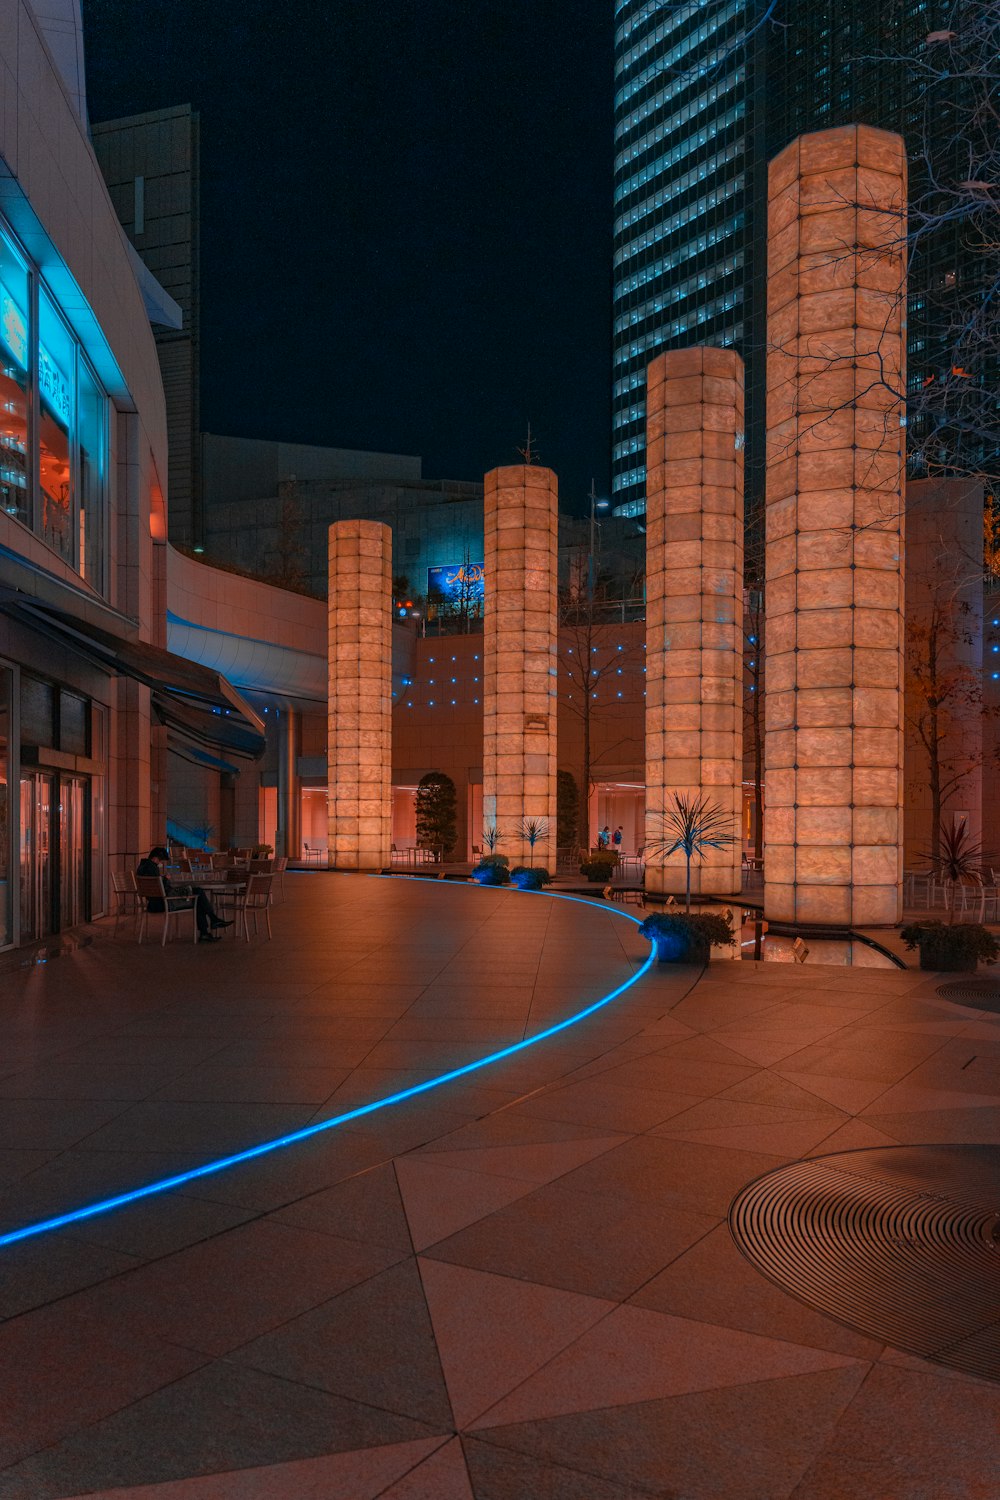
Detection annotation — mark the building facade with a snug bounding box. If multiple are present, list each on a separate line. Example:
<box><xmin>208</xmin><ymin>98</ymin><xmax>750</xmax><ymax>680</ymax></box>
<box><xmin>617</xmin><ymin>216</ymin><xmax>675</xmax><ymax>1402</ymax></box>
<box><xmin>0</xmin><ymin>1</ymin><xmax>263</xmax><ymax>956</ymax></box>
<box><xmin>91</xmin><ymin>106</ymin><xmax>202</xmax><ymax>549</ymax></box>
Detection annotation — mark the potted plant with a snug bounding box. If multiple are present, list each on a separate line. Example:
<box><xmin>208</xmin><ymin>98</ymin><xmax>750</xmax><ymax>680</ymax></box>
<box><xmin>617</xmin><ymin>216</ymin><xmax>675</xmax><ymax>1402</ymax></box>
<box><xmin>900</xmin><ymin>920</ymin><xmax>999</xmax><ymax>972</ymax></box>
<box><xmin>639</xmin><ymin>911</ymin><xmax>735</xmax><ymax>965</ymax></box>
<box><xmin>472</xmin><ymin>854</ymin><xmax>510</xmax><ymax>886</ymax></box>
<box><xmin>580</xmin><ymin>855</ymin><xmax>617</xmax><ymax>883</ymax></box>
<box><xmin>510</xmin><ymin>865</ymin><xmax>550</xmax><ymax>890</ymax></box>
<box><xmin>644</xmin><ymin>792</ymin><xmax>736</xmax><ymax>910</ymax></box>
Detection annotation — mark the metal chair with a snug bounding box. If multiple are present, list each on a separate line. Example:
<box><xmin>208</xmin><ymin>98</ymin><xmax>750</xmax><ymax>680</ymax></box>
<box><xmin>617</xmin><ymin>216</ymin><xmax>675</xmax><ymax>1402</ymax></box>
<box><xmin>272</xmin><ymin>855</ymin><xmax>287</xmax><ymax>900</ymax></box>
<box><xmin>235</xmin><ymin>873</ymin><xmax>274</xmax><ymax>941</ymax></box>
<box><xmin>110</xmin><ymin>870</ymin><xmax>138</xmax><ymax>936</ymax></box>
<box><xmin>135</xmin><ymin>875</ymin><xmax>198</xmax><ymax>946</ymax></box>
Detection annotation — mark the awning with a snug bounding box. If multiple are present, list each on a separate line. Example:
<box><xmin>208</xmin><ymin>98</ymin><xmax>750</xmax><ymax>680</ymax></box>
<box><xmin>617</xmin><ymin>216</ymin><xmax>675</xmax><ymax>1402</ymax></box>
<box><xmin>167</xmin><ymin>734</ymin><xmax>242</xmax><ymax>777</ymax></box>
<box><xmin>4</xmin><ymin>600</ymin><xmax>266</xmax><ymax>759</ymax></box>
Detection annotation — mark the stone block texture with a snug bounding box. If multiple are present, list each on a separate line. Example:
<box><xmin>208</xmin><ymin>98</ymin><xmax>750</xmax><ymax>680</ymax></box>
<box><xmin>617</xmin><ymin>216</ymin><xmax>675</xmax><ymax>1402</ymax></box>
<box><xmin>764</xmin><ymin>125</ymin><xmax>907</xmax><ymax>927</ymax></box>
<box><xmin>645</xmin><ymin>347</ymin><xmax>745</xmax><ymax>896</ymax></box>
<box><xmin>483</xmin><ymin>465</ymin><xmax>558</xmax><ymax>870</ymax></box>
<box><xmin>328</xmin><ymin>520</ymin><xmax>393</xmax><ymax>870</ymax></box>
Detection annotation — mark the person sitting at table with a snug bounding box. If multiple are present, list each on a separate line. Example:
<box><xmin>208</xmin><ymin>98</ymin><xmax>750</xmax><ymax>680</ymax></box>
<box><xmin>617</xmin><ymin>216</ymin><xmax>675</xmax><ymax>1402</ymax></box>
<box><xmin>136</xmin><ymin>846</ymin><xmax>232</xmax><ymax>943</ymax></box>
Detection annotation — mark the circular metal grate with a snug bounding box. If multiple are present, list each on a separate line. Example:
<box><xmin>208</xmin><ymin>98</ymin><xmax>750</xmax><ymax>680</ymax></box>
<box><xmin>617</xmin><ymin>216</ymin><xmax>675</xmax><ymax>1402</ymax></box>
<box><xmin>729</xmin><ymin>1146</ymin><xmax>1000</xmax><ymax>1383</ymax></box>
<box><xmin>936</xmin><ymin>980</ymin><xmax>1000</xmax><ymax>1011</ymax></box>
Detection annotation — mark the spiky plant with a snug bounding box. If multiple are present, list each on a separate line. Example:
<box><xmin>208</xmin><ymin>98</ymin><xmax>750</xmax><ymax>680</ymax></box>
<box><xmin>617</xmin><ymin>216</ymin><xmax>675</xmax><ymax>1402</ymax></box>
<box><xmin>645</xmin><ymin>792</ymin><xmax>737</xmax><ymax>912</ymax></box>
<box><xmin>923</xmin><ymin>820</ymin><xmax>987</xmax><ymax>923</ymax></box>
<box><xmin>482</xmin><ymin>825</ymin><xmax>504</xmax><ymax>855</ymax></box>
<box><xmin>518</xmin><ymin>817</ymin><xmax>549</xmax><ymax>868</ymax></box>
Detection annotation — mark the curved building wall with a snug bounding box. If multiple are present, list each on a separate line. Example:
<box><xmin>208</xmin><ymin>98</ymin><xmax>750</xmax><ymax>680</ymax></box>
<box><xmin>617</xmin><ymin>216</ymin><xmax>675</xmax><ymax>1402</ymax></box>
<box><xmin>0</xmin><ymin>0</ymin><xmax>170</xmax><ymax>946</ymax></box>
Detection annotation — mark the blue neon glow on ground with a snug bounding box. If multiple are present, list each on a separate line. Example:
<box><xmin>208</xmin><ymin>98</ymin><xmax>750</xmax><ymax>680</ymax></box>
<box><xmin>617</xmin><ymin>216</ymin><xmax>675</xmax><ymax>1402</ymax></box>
<box><xmin>0</xmin><ymin>885</ymin><xmax>653</xmax><ymax>1251</ymax></box>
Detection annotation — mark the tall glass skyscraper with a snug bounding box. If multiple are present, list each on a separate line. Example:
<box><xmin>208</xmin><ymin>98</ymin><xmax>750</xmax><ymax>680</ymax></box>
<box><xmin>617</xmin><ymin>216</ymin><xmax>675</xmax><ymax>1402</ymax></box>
<box><xmin>611</xmin><ymin>2</ymin><xmax>767</xmax><ymax>518</ymax></box>
<box><xmin>612</xmin><ymin>1</ymin><xmax>998</xmax><ymax>517</ymax></box>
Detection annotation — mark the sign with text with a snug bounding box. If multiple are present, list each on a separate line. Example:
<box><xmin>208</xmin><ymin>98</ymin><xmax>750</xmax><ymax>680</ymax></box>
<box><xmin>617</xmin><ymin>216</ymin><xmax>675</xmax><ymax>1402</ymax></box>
<box><xmin>427</xmin><ymin>562</ymin><xmax>485</xmax><ymax>610</ymax></box>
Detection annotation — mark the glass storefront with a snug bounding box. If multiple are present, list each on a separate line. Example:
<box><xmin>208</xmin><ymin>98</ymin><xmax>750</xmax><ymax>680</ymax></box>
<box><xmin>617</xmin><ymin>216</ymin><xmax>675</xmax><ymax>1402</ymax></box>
<box><xmin>0</xmin><ymin>234</ymin><xmax>30</xmax><ymax>529</ymax></box>
<box><xmin>13</xmin><ymin>672</ymin><xmax>97</xmax><ymax>945</ymax></box>
<box><xmin>0</xmin><ymin>222</ymin><xmax>109</xmax><ymax>593</ymax></box>
<box><xmin>38</xmin><ymin>290</ymin><xmax>74</xmax><ymax>564</ymax></box>
<box><xmin>0</xmin><ymin>666</ymin><xmax>10</xmax><ymax>947</ymax></box>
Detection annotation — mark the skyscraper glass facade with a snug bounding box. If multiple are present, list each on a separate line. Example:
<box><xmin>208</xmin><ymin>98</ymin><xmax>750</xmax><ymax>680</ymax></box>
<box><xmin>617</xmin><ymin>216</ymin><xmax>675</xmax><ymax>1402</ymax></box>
<box><xmin>612</xmin><ymin>1</ymin><xmax>998</xmax><ymax>516</ymax></box>
<box><xmin>611</xmin><ymin>1</ymin><xmax>766</xmax><ymax>518</ymax></box>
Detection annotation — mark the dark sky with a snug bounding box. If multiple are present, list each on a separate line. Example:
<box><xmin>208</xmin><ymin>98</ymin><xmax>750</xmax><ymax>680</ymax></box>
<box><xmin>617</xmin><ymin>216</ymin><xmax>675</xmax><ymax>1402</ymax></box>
<box><xmin>81</xmin><ymin>0</ymin><xmax>615</xmax><ymax>513</ymax></box>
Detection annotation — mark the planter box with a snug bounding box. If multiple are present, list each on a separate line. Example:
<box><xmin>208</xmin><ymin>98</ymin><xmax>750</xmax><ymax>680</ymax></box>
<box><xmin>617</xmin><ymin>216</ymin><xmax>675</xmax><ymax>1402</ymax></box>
<box><xmin>653</xmin><ymin>937</ymin><xmax>711</xmax><ymax>965</ymax></box>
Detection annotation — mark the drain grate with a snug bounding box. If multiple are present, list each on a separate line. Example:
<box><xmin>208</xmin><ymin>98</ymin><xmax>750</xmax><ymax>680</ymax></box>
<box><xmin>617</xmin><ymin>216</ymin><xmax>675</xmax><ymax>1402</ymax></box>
<box><xmin>729</xmin><ymin>1146</ymin><xmax>1000</xmax><ymax>1383</ymax></box>
<box><xmin>936</xmin><ymin>980</ymin><xmax>1000</xmax><ymax>1011</ymax></box>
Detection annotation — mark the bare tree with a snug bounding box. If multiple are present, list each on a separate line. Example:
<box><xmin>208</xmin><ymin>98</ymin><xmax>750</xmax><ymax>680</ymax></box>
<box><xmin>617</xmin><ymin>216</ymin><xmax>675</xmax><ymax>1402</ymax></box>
<box><xmin>558</xmin><ymin>582</ymin><xmax>644</xmax><ymax>848</ymax></box>
<box><xmin>906</xmin><ymin>583</ymin><xmax>984</xmax><ymax>859</ymax></box>
<box><xmin>743</xmin><ymin>515</ymin><xmax>765</xmax><ymax>863</ymax></box>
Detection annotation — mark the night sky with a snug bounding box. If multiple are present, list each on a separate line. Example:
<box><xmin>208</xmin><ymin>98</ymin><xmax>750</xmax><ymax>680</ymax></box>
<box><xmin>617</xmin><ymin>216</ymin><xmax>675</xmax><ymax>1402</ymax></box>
<box><xmin>81</xmin><ymin>0</ymin><xmax>615</xmax><ymax>513</ymax></box>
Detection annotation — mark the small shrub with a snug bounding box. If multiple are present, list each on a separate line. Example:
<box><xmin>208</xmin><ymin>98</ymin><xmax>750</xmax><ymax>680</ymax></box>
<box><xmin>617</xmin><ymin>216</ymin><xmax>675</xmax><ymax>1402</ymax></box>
<box><xmin>472</xmin><ymin>855</ymin><xmax>510</xmax><ymax>886</ymax></box>
<box><xmin>900</xmin><ymin>921</ymin><xmax>999</xmax><ymax>972</ymax></box>
<box><xmin>510</xmin><ymin>866</ymin><xmax>550</xmax><ymax>890</ymax></box>
<box><xmin>639</xmin><ymin>911</ymin><xmax>735</xmax><ymax>965</ymax></box>
<box><xmin>580</xmin><ymin>856</ymin><xmax>617</xmax><ymax>883</ymax></box>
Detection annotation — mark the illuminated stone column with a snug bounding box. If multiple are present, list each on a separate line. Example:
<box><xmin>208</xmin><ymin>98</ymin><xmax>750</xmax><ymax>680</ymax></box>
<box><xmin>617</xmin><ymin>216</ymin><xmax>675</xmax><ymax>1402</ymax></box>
<box><xmin>644</xmin><ymin>347</ymin><xmax>744</xmax><ymax>897</ymax></box>
<box><xmin>328</xmin><ymin>520</ymin><xmax>392</xmax><ymax>870</ymax></box>
<box><xmin>483</xmin><ymin>465</ymin><xmax>558</xmax><ymax>870</ymax></box>
<box><xmin>765</xmin><ymin>125</ymin><xmax>906</xmax><ymax>926</ymax></box>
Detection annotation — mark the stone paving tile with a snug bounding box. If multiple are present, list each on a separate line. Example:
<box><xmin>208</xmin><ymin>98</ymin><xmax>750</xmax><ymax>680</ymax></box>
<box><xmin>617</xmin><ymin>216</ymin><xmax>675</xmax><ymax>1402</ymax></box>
<box><xmin>792</xmin><ymin>1363</ymin><xmax>1000</xmax><ymax>1495</ymax></box>
<box><xmin>379</xmin><ymin>1437</ymin><xmax>475</xmax><ymax>1498</ymax></box>
<box><xmin>0</xmin><ymin>1363</ymin><xmax>442</xmax><ymax>1500</ymax></box>
<box><xmin>508</xmin><ymin>1077</ymin><xmax>702</xmax><ymax>1133</ymax></box>
<box><xmin>69</xmin><ymin>1218</ymin><xmax>409</xmax><ymax>1357</ymax></box>
<box><xmin>60</xmin><ymin>1438</ymin><xmax>451</xmax><ymax>1500</ymax></box>
<box><xmin>0</xmin><ymin>878</ymin><xmax>998</xmax><ymax>1499</ymax></box>
<box><xmin>424</xmin><ymin>1180</ymin><xmax>717</xmax><ymax>1302</ymax></box>
<box><xmin>72</xmin><ymin>1098</ymin><xmax>317</xmax><ymax>1155</ymax></box>
<box><xmin>475</xmin><ymin>1365</ymin><xmax>870</xmax><ymax>1500</ymax></box>
<box><xmin>551</xmin><ymin>1134</ymin><xmax>790</xmax><ymax>1219</ymax></box>
<box><xmin>0</xmin><ymin>1232</ymin><xmax>136</xmax><ymax>1320</ymax></box>
<box><xmin>0</xmin><ymin>1301</ymin><xmax>207</xmax><ymax>1469</ymax></box>
<box><xmin>266</xmin><ymin>1159</ymin><xmax>414</xmax><ymax>1249</ymax></box>
<box><xmin>232</xmin><ymin>1258</ymin><xmax>454</xmax><ymax>1428</ymax></box>
<box><xmin>630</xmin><ymin>1223</ymin><xmax>883</xmax><ymax>1360</ymax></box>
<box><xmin>393</xmin><ymin>1158</ymin><xmax>535</xmax><ymax>1252</ymax></box>
<box><xmin>418</xmin><ymin>1259</ymin><xmax>614</xmax><ymax>1428</ymax></box>
<box><xmin>461</xmin><ymin>1436</ymin><xmax>655</xmax><ymax>1500</ymax></box>
<box><xmin>470</xmin><ymin>1303</ymin><xmax>862</xmax><ymax>1429</ymax></box>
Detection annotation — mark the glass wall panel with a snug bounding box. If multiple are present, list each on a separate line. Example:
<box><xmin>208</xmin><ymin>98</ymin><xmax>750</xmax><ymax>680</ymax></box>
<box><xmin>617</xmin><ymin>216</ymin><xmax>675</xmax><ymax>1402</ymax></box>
<box><xmin>0</xmin><ymin>666</ymin><xmax>10</xmax><ymax>947</ymax></box>
<box><xmin>38</xmin><ymin>290</ymin><xmax>74</xmax><ymax>564</ymax></box>
<box><xmin>78</xmin><ymin>359</ymin><xmax>105</xmax><ymax>590</ymax></box>
<box><xmin>59</xmin><ymin>689</ymin><xmax>88</xmax><ymax>756</ymax></box>
<box><xmin>20</xmin><ymin>673</ymin><xmax>54</xmax><ymax>747</ymax></box>
<box><xmin>0</xmin><ymin>232</ymin><xmax>30</xmax><ymax>528</ymax></box>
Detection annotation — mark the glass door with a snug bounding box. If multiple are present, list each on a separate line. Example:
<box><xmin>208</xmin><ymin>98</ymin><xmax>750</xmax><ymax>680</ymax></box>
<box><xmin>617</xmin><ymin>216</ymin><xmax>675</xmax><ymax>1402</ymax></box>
<box><xmin>58</xmin><ymin>775</ymin><xmax>88</xmax><ymax>931</ymax></box>
<box><xmin>19</xmin><ymin>771</ymin><xmax>54</xmax><ymax>941</ymax></box>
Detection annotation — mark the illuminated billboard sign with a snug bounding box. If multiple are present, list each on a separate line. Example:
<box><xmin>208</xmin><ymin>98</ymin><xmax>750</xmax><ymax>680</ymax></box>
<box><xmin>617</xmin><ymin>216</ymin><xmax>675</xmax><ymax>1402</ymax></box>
<box><xmin>427</xmin><ymin>562</ymin><xmax>485</xmax><ymax>609</ymax></box>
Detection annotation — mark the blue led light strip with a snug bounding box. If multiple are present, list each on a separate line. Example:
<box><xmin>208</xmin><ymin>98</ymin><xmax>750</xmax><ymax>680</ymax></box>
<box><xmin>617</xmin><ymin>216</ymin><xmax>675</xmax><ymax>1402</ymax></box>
<box><xmin>0</xmin><ymin>887</ymin><xmax>653</xmax><ymax>1250</ymax></box>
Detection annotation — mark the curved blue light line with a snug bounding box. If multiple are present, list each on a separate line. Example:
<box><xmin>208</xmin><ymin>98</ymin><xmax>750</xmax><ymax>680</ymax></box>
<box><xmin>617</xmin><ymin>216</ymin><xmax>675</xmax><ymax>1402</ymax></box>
<box><xmin>0</xmin><ymin>886</ymin><xmax>654</xmax><ymax>1251</ymax></box>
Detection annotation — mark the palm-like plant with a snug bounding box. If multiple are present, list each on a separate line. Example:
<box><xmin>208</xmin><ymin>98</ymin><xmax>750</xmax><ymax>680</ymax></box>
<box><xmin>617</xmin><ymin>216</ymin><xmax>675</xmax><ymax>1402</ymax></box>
<box><xmin>645</xmin><ymin>792</ymin><xmax>737</xmax><ymax>912</ymax></box>
<box><xmin>923</xmin><ymin>820</ymin><xmax>987</xmax><ymax>923</ymax></box>
<box><xmin>482</xmin><ymin>825</ymin><xmax>504</xmax><ymax>855</ymax></box>
<box><xmin>518</xmin><ymin>817</ymin><xmax>549</xmax><ymax>868</ymax></box>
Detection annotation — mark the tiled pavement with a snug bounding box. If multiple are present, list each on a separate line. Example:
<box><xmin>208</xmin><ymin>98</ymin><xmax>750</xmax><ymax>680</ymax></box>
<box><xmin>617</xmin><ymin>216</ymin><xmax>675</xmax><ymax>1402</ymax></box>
<box><xmin>0</xmin><ymin>875</ymin><xmax>998</xmax><ymax>1498</ymax></box>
